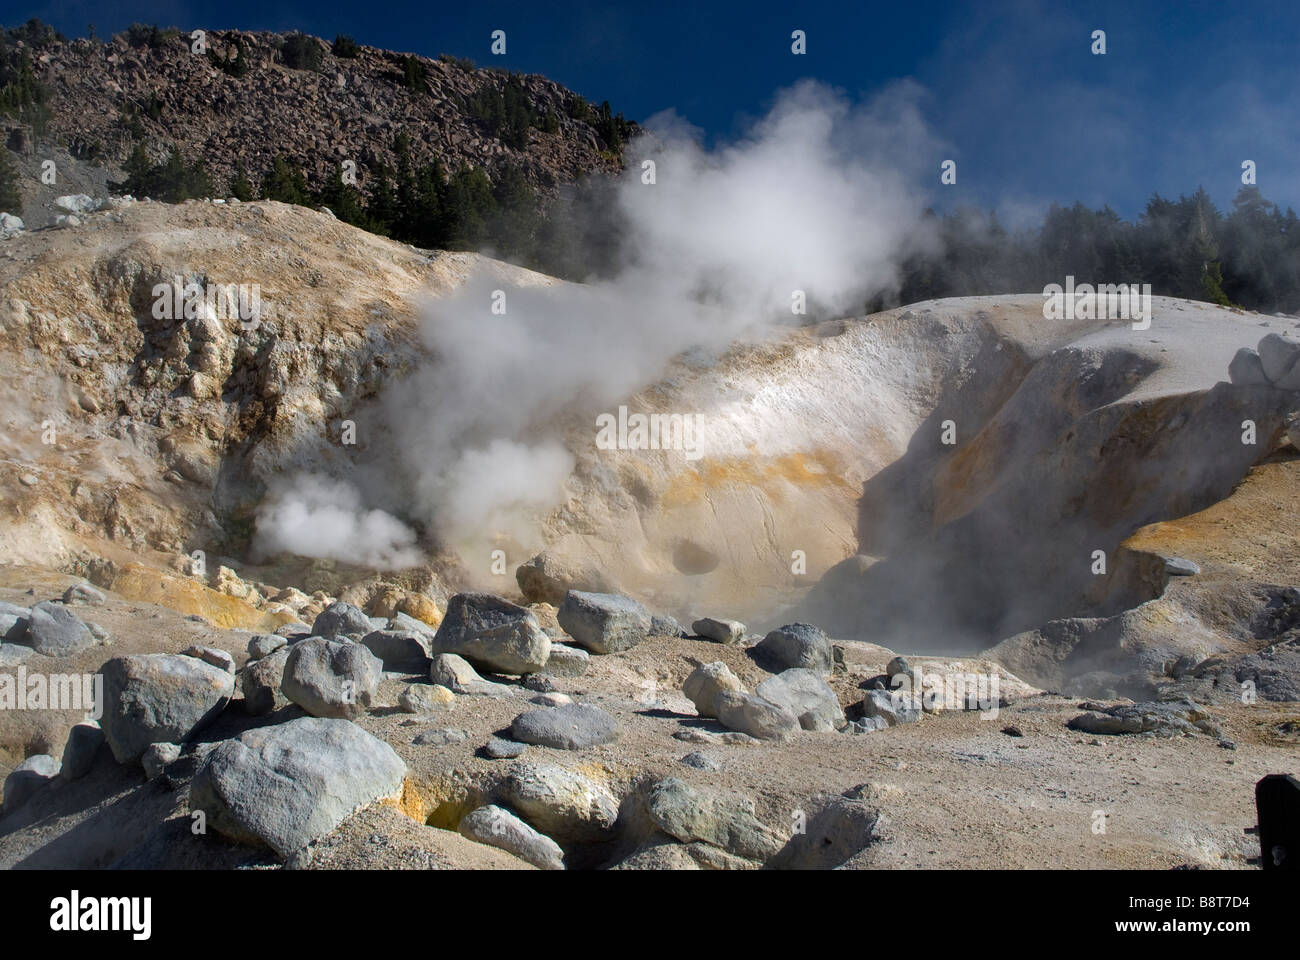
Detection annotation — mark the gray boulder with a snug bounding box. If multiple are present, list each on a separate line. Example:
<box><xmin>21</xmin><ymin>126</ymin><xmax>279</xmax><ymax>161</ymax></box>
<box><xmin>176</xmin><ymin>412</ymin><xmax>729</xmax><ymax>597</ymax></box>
<box><xmin>99</xmin><ymin>654</ymin><xmax>235</xmax><ymax>762</ymax></box>
<box><xmin>540</xmin><ymin>643</ymin><xmax>589</xmax><ymax>677</ymax></box>
<box><xmin>61</xmin><ymin>581</ymin><xmax>106</xmax><ymax>605</ymax></box>
<box><xmin>0</xmin><ymin>602</ymin><xmax>28</xmax><ymax>642</ymax></box>
<box><xmin>432</xmin><ymin>593</ymin><xmax>550</xmax><ymax>674</ymax></box>
<box><xmin>768</xmin><ymin>795</ymin><xmax>882</xmax><ymax>869</ymax></box>
<box><xmin>430</xmin><ymin>652</ymin><xmax>513</xmax><ymax>696</ymax></box>
<box><xmin>715</xmin><ymin>691</ymin><xmax>799</xmax><ymax>741</ymax></box>
<box><xmin>1067</xmin><ymin>699</ymin><xmax>1221</xmax><ymax>737</ymax></box>
<box><xmin>645</xmin><ymin>777</ymin><xmax>783</xmax><ymax>862</ymax></box>
<box><xmin>142</xmin><ymin>742</ymin><xmax>181</xmax><ymax>780</ymax></box>
<box><xmin>682</xmin><ymin>661</ymin><xmax>745</xmax><ymax>718</ymax></box>
<box><xmin>281</xmin><ymin>637</ymin><xmax>382</xmax><ymax>719</ymax></box>
<box><xmin>247</xmin><ymin>634</ymin><xmax>287</xmax><ymax>660</ymax></box>
<box><xmin>275</xmin><ymin>622</ymin><xmax>313</xmax><ymax>640</ymax></box>
<box><xmin>397</xmin><ymin>683</ymin><xmax>455</xmax><ymax>714</ymax></box>
<box><xmin>182</xmin><ymin>645</ymin><xmax>235</xmax><ymax>674</ymax></box>
<box><xmin>502</xmin><ymin>761</ymin><xmax>619</xmax><ymax>842</ymax></box>
<box><xmin>459</xmin><ymin>804</ymin><xmax>564</xmax><ymax>870</ymax></box>
<box><xmin>651</xmin><ymin>614</ymin><xmax>688</xmax><ymax>638</ymax></box>
<box><xmin>2</xmin><ymin>754</ymin><xmax>60</xmax><ymax>814</ymax></box>
<box><xmin>510</xmin><ymin>703</ymin><xmax>618</xmax><ymax>750</ymax></box>
<box><xmin>1228</xmin><ymin>347</ymin><xmax>1270</xmax><ymax>386</ymax></box>
<box><xmin>239</xmin><ymin>646</ymin><xmax>292</xmax><ymax>715</ymax></box>
<box><xmin>59</xmin><ymin>721</ymin><xmax>105</xmax><ymax>781</ymax></box>
<box><xmin>557</xmin><ymin>590</ymin><xmax>652</xmax><ymax>654</ymax></box>
<box><xmin>310</xmin><ymin>601</ymin><xmax>373</xmax><ymax>639</ymax></box>
<box><xmin>755</xmin><ymin>668</ymin><xmax>844</xmax><ymax>731</ymax></box>
<box><xmin>515</xmin><ymin>552</ymin><xmax>613</xmax><ymax>605</ymax></box>
<box><xmin>753</xmin><ymin>623</ymin><xmax>834</xmax><ymax>673</ymax></box>
<box><xmin>692</xmin><ymin>617</ymin><xmax>746</xmax><ymax>644</ymax></box>
<box><xmin>360</xmin><ymin>627</ymin><xmax>432</xmax><ymax>672</ymax></box>
<box><xmin>190</xmin><ymin>717</ymin><xmax>406</xmax><ymax>858</ymax></box>
<box><xmin>1258</xmin><ymin>333</ymin><xmax>1300</xmax><ymax>385</ymax></box>
<box><xmin>23</xmin><ymin>601</ymin><xmax>94</xmax><ymax>656</ymax></box>
<box><xmin>861</xmin><ymin>688</ymin><xmax>922</xmax><ymax>726</ymax></box>
<box><xmin>485</xmin><ymin>737</ymin><xmax>528</xmax><ymax>759</ymax></box>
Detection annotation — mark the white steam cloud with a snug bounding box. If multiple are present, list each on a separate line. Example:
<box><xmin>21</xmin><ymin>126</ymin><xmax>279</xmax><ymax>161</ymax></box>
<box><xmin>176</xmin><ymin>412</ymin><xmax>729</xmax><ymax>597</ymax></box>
<box><xmin>255</xmin><ymin>79</ymin><xmax>942</xmax><ymax>568</ymax></box>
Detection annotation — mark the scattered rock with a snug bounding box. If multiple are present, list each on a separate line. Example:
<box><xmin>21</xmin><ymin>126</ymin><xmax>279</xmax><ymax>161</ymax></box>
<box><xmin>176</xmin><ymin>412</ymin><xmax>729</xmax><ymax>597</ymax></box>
<box><xmin>645</xmin><ymin>777</ymin><xmax>783</xmax><ymax>862</ymax></box>
<box><xmin>682</xmin><ymin>661</ymin><xmax>745</xmax><ymax>718</ymax></box>
<box><xmin>430</xmin><ymin>652</ymin><xmax>513</xmax><ymax>696</ymax></box>
<box><xmin>844</xmin><ymin>716</ymin><xmax>888</xmax><ymax>734</ymax></box>
<box><xmin>1228</xmin><ymin>347</ymin><xmax>1270</xmax><ymax>386</ymax></box>
<box><xmin>673</xmin><ymin>728</ymin><xmax>762</xmax><ymax>746</ymax></box>
<box><xmin>281</xmin><ymin>637</ymin><xmax>383</xmax><ymax>719</ymax></box>
<box><xmin>182</xmin><ymin>645</ymin><xmax>235</xmax><ymax>674</ymax></box>
<box><xmin>360</xmin><ymin>627</ymin><xmax>432</xmax><ymax>673</ymax></box>
<box><xmin>22</xmin><ymin>600</ymin><xmax>94</xmax><ymax>656</ymax></box>
<box><xmin>190</xmin><ymin>717</ymin><xmax>406</xmax><ymax>859</ymax></box>
<box><xmin>1066</xmin><ymin>699</ymin><xmax>1221</xmax><ymax>737</ymax></box>
<box><xmin>557</xmin><ymin>590</ymin><xmax>652</xmax><ymax>654</ymax></box>
<box><xmin>522</xmin><ymin>673</ymin><xmax>557</xmax><ymax>693</ymax></box>
<box><xmin>753</xmin><ymin>623</ymin><xmax>834</xmax><ymax>673</ymax></box>
<box><xmin>530</xmin><ymin>692</ymin><xmax>573</xmax><ymax>707</ymax></box>
<box><xmin>1258</xmin><ymin>332</ymin><xmax>1300</xmax><ymax>385</ymax></box>
<box><xmin>458</xmin><ymin>804</ymin><xmax>563</xmax><ymax>870</ymax></box>
<box><xmin>715</xmin><ymin>691</ymin><xmax>800</xmax><ymax>741</ymax></box>
<box><xmin>239</xmin><ymin>645</ymin><xmax>292</xmax><ymax>715</ymax></box>
<box><xmin>861</xmin><ymin>689</ymin><xmax>922</xmax><ymax>727</ymax></box>
<box><xmin>503</xmin><ymin>761</ymin><xmax>619</xmax><ymax>842</ymax></box>
<box><xmin>0</xmin><ymin>601</ymin><xmax>29</xmax><ymax>642</ymax></box>
<box><xmin>397</xmin><ymin>683</ymin><xmax>455</xmax><ymax>714</ymax></box>
<box><xmin>2</xmin><ymin>754</ymin><xmax>59</xmax><ymax>815</ymax></box>
<box><xmin>61</xmin><ymin>581</ymin><xmax>106</xmax><ymax>605</ymax></box>
<box><xmin>510</xmin><ymin>703</ymin><xmax>618</xmax><ymax>750</ymax></box>
<box><xmin>432</xmin><ymin>593</ymin><xmax>551</xmax><ymax>674</ymax></box>
<box><xmin>59</xmin><ymin>721</ymin><xmax>104</xmax><ymax>780</ymax></box>
<box><xmin>691</xmin><ymin>617</ymin><xmax>746</xmax><ymax>644</ymax></box>
<box><xmin>515</xmin><ymin>552</ymin><xmax>612</xmax><ymax>605</ymax></box>
<box><xmin>484</xmin><ymin>737</ymin><xmax>528</xmax><ymax>759</ymax></box>
<box><xmin>1164</xmin><ymin>557</ymin><xmax>1201</xmax><ymax>577</ymax></box>
<box><xmin>886</xmin><ymin>656</ymin><xmax>911</xmax><ymax>679</ymax></box>
<box><xmin>651</xmin><ymin>614</ymin><xmax>687</xmax><ymax>638</ymax></box>
<box><xmin>275</xmin><ymin>622</ymin><xmax>313</xmax><ymax>641</ymax></box>
<box><xmin>247</xmin><ymin>634</ymin><xmax>287</xmax><ymax>660</ymax></box>
<box><xmin>142</xmin><ymin>742</ymin><xmax>181</xmax><ymax>780</ymax></box>
<box><xmin>310</xmin><ymin>601</ymin><xmax>373</xmax><ymax>639</ymax></box>
<box><xmin>755</xmin><ymin>668</ymin><xmax>845</xmax><ymax>731</ymax></box>
<box><xmin>542</xmin><ymin>643</ymin><xmax>589</xmax><ymax>677</ymax></box>
<box><xmin>679</xmin><ymin>751</ymin><xmax>721</xmax><ymax>771</ymax></box>
<box><xmin>99</xmin><ymin>653</ymin><xmax>235</xmax><ymax>762</ymax></box>
<box><xmin>1001</xmin><ymin>724</ymin><xmax>1024</xmax><ymax>737</ymax></box>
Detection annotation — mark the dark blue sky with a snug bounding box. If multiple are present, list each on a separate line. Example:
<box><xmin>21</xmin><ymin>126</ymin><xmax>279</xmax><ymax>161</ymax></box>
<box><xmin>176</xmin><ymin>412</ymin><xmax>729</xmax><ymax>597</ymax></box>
<box><xmin>8</xmin><ymin>0</ymin><xmax>1299</xmax><ymax>221</ymax></box>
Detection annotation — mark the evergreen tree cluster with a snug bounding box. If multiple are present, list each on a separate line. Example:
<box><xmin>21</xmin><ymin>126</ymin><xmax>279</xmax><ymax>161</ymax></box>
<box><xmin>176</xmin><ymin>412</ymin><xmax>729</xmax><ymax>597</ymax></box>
<box><xmin>890</xmin><ymin>186</ymin><xmax>1300</xmax><ymax>315</ymax></box>
<box><xmin>0</xmin><ymin>146</ymin><xmax>21</xmax><ymax>215</ymax></box>
<box><xmin>0</xmin><ymin>23</ymin><xmax>52</xmax><ymax>130</ymax></box>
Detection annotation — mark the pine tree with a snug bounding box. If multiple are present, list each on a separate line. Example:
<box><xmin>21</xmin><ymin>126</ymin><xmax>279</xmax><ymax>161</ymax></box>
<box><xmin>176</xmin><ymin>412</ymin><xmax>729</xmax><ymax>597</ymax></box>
<box><xmin>0</xmin><ymin>146</ymin><xmax>21</xmax><ymax>215</ymax></box>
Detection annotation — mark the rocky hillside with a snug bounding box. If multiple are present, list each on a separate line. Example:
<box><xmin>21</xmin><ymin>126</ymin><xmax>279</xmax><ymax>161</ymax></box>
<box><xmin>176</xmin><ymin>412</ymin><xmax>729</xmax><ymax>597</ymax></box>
<box><xmin>3</xmin><ymin>24</ymin><xmax>632</xmax><ymax>208</ymax></box>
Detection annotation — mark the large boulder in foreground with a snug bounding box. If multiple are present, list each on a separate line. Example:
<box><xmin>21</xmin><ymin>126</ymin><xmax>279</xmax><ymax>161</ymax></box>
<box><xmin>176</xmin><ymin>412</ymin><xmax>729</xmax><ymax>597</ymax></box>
<box><xmin>99</xmin><ymin>654</ymin><xmax>235</xmax><ymax>762</ymax></box>
<box><xmin>557</xmin><ymin>591</ymin><xmax>652</xmax><ymax>654</ymax></box>
<box><xmin>281</xmin><ymin>637</ymin><xmax>382</xmax><ymax>719</ymax></box>
<box><xmin>432</xmin><ymin>593</ymin><xmax>551</xmax><ymax>675</ymax></box>
<box><xmin>190</xmin><ymin>717</ymin><xmax>406</xmax><ymax>859</ymax></box>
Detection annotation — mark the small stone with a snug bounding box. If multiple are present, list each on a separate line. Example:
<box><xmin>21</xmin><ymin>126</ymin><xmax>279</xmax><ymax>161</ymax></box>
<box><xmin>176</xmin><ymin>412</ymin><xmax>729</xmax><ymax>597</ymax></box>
<box><xmin>715</xmin><ymin>691</ymin><xmax>799</xmax><ymax>741</ymax></box>
<box><xmin>530</xmin><ymin>692</ymin><xmax>572</xmax><ymax>707</ymax></box>
<box><xmin>543</xmin><ymin>643</ymin><xmax>589</xmax><ymax>677</ymax></box>
<box><xmin>412</xmin><ymin>727</ymin><xmax>468</xmax><ymax>746</ymax></box>
<box><xmin>430</xmin><ymin>652</ymin><xmax>513</xmax><ymax>696</ymax></box>
<box><xmin>23</xmin><ymin>600</ymin><xmax>94</xmax><ymax>656</ymax></box>
<box><xmin>397</xmin><ymin>683</ymin><xmax>455</xmax><ymax>714</ymax></box>
<box><xmin>1001</xmin><ymin>724</ymin><xmax>1024</xmax><ymax>737</ymax></box>
<box><xmin>691</xmin><ymin>617</ymin><xmax>746</xmax><ymax>644</ymax></box>
<box><xmin>2</xmin><ymin>754</ymin><xmax>59</xmax><ymax>814</ymax></box>
<box><xmin>510</xmin><ymin>703</ymin><xmax>618</xmax><ymax>750</ymax></box>
<box><xmin>484</xmin><ymin>737</ymin><xmax>528</xmax><ymax>759</ymax></box>
<box><xmin>886</xmin><ymin>656</ymin><xmax>911</xmax><ymax>678</ymax></box>
<box><xmin>679</xmin><ymin>751</ymin><xmax>721</xmax><ymax>771</ymax></box>
<box><xmin>1228</xmin><ymin>347</ymin><xmax>1269</xmax><ymax>386</ymax></box>
<box><xmin>182</xmin><ymin>645</ymin><xmax>236</xmax><ymax>674</ymax></box>
<box><xmin>1164</xmin><ymin>557</ymin><xmax>1200</xmax><ymax>577</ymax></box>
<box><xmin>682</xmin><ymin>661</ymin><xmax>745</xmax><ymax>718</ymax></box>
<box><xmin>861</xmin><ymin>688</ymin><xmax>922</xmax><ymax>726</ymax></box>
<box><xmin>240</xmin><ymin>646</ymin><xmax>291</xmax><ymax>715</ymax></box>
<box><xmin>142</xmin><ymin>742</ymin><xmax>181</xmax><ymax>780</ymax></box>
<box><xmin>458</xmin><ymin>804</ymin><xmax>564</xmax><ymax>870</ymax></box>
<box><xmin>59</xmin><ymin>721</ymin><xmax>105</xmax><ymax>780</ymax></box>
<box><xmin>523</xmin><ymin>673</ymin><xmax>557</xmax><ymax>693</ymax></box>
<box><xmin>61</xmin><ymin>582</ymin><xmax>106</xmax><ymax>605</ymax></box>
<box><xmin>247</xmin><ymin>634</ymin><xmax>287</xmax><ymax>660</ymax></box>
<box><xmin>310</xmin><ymin>601</ymin><xmax>373</xmax><ymax>639</ymax></box>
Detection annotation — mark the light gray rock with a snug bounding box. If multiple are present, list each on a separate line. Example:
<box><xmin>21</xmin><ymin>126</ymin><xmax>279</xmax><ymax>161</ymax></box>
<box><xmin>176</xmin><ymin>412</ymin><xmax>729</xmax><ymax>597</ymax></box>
<box><xmin>755</xmin><ymin>668</ymin><xmax>845</xmax><ymax>731</ymax></box>
<box><xmin>432</xmin><ymin>593</ymin><xmax>551</xmax><ymax>674</ymax></box>
<box><xmin>1258</xmin><ymin>333</ymin><xmax>1300</xmax><ymax>384</ymax></box>
<box><xmin>430</xmin><ymin>652</ymin><xmax>513</xmax><ymax>696</ymax></box>
<box><xmin>1164</xmin><ymin>556</ymin><xmax>1201</xmax><ymax>576</ymax></box>
<box><xmin>682</xmin><ymin>661</ymin><xmax>745</xmax><ymax>718</ymax></box>
<box><xmin>861</xmin><ymin>688</ymin><xmax>922</xmax><ymax>726</ymax></box>
<box><xmin>651</xmin><ymin>614</ymin><xmax>687</xmax><ymax>638</ymax></box>
<box><xmin>247</xmin><ymin>634</ymin><xmax>287</xmax><ymax>660</ymax></box>
<box><xmin>715</xmin><ymin>690</ymin><xmax>799</xmax><ymax>741</ymax></box>
<box><xmin>182</xmin><ymin>645</ymin><xmax>235</xmax><ymax>674</ymax></box>
<box><xmin>55</xmin><ymin>193</ymin><xmax>100</xmax><ymax>214</ymax></box>
<box><xmin>0</xmin><ymin>212</ymin><xmax>24</xmax><ymax>236</ymax></box>
<box><xmin>886</xmin><ymin>656</ymin><xmax>911</xmax><ymax>679</ymax></box>
<box><xmin>190</xmin><ymin>717</ymin><xmax>406</xmax><ymax>858</ymax></box>
<box><xmin>275</xmin><ymin>622</ymin><xmax>313</xmax><ymax>640</ymax></box>
<box><xmin>2</xmin><ymin>754</ymin><xmax>59</xmax><ymax>814</ymax></box>
<box><xmin>1228</xmin><ymin>347</ymin><xmax>1270</xmax><ymax>386</ymax></box>
<box><xmin>530</xmin><ymin>692</ymin><xmax>573</xmax><ymax>707</ymax></box>
<box><xmin>844</xmin><ymin>716</ymin><xmax>888</xmax><ymax>734</ymax></box>
<box><xmin>515</xmin><ymin>552</ymin><xmax>613</xmax><ymax>605</ymax></box>
<box><xmin>61</xmin><ymin>581</ymin><xmax>106</xmax><ymax>605</ymax></box>
<box><xmin>1066</xmin><ymin>699</ymin><xmax>1221</xmax><ymax>737</ymax></box>
<box><xmin>99</xmin><ymin>654</ymin><xmax>235</xmax><ymax>762</ymax></box>
<box><xmin>673</xmin><ymin>728</ymin><xmax>762</xmax><ymax>746</ymax></box>
<box><xmin>645</xmin><ymin>777</ymin><xmax>783</xmax><ymax>862</ymax></box>
<box><xmin>142</xmin><ymin>742</ymin><xmax>181</xmax><ymax>780</ymax></box>
<box><xmin>557</xmin><ymin>590</ymin><xmax>652</xmax><ymax>654</ymax></box>
<box><xmin>510</xmin><ymin>703</ymin><xmax>618</xmax><ymax>750</ymax></box>
<box><xmin>59</xmin><ymin>721</ymin><xmax>104</xmax><ymax>780</ymax></box>
<box><xmin>389</xmin><ymin>611</ymin><xmax>438</xmax><ymax>640</ymax></box>
<box><xmin>541</xmin><ymin>643</ymin><xmax>589</xmax><ymax>677</ymax></box>
<box><xmin>0</xmin><ymin>601</ymin><xmax>28</xmax><ymax>643</ymax></box>
<box><xmin>310</xmin><ymin>601</ymin><xmax>373</xmax><ymax>639</ymax></box>
<box><xmin>768</xmin><ymin>795</ymin><xmax>882</xmax><ymax>869</ymax></box>
<box><xmin>397</xmin><ymin>683</ymin><xmax>454</xmax><ymax>714</ymax></box>
<box><xmin>754</xmin><ymin>623</ymin><xmax>834</xmax><ymax>673</ymax></box>
<box><xmin>412</xmin><ymin>727</ymin><xmax>468</xmax><ymax>746</ymax></box>
<box><xmin>360</xmin><ymin>627</ymin><xmax>432</xmax><ymax>672</ymax></box>
<box><xmin>503</xmin><ymin>760</ymin><xmax>619</xmax><ymax>842</ymax></box>
<box><xmin>23</xmin><ymin>601</ymin><xmax>94</xmax><ymax>656</ymax></box>
<box><xmin>459</xmin><ymin>804</ymin><xmax>564</xmax><ymax>870</ymax></box>
<box><xmin>692</xmin><ymin>617</ymin><xmax>747</xmax><ymax>644</ymax></box>
<box><xmin>281</xmin><ymin>637</ymin><xmax>382</xmax><ymax>719</ymax></box>
<box><xmin>679</xmin><ymin>751</ymin><xmax>721</xmax><ymax>771</ymax></box>
<box><xmin>239</xmin><ymin>645</ymin><xmax>291</xmax><ymax>715</ymax></box>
